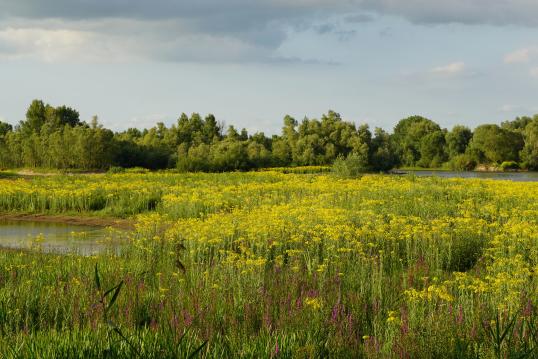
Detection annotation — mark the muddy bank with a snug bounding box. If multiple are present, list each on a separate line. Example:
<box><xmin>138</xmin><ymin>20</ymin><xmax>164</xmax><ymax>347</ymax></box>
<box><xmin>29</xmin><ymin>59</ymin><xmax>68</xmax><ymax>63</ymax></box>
<box><xmin>0</xmin><ymin>213</ymin><xmax>134</xmax><ymax>230</ymax></box>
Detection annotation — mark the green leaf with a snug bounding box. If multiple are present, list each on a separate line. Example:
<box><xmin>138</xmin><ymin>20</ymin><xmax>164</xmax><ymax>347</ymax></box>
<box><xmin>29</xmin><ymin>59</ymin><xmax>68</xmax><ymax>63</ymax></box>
<box><xmin>105</xmin><ymin>281</ymin><xmax>124</xmax><ymax>313</ymax></box>
<box><xmin>94</xmin><ymin>263</ymin><xmax>101</xmax><ymax>291</ymax></box>
<box><xmin>187</xmin><ymin>340</ymin><xmax>208</xmax><ymax>359</ymax></box>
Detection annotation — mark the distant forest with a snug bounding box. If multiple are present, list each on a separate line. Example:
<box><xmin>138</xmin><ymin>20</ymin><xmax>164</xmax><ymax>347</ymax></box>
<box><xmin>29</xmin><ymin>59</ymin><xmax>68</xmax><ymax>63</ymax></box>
<box><xmin>1</xmin><ymin>99</ymin><xmax>538</xmax><ymax>172</ymax></box>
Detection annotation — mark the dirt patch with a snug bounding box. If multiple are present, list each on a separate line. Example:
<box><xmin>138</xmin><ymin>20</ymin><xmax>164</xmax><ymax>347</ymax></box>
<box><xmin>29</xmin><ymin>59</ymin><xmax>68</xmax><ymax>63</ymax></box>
<box><xmin>0</xmin><ymin>213</ymin><xmax>134</xmax><ymax>230</ymax></box>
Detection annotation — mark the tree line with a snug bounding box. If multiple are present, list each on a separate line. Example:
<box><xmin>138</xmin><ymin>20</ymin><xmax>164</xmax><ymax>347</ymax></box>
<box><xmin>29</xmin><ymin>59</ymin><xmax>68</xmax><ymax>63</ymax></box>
<box><xmin>0</xmin><ymin>99</ymin><xmax>537</xmax><ymax>172</ymax></box>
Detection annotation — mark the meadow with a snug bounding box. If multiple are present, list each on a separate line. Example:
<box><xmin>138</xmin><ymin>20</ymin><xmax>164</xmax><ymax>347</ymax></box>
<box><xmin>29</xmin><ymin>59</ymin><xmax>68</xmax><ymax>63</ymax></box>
<box><xmin>0</xmin><ymin>171</ymin><xmax>537</xmax><ymax>357</ymax></box>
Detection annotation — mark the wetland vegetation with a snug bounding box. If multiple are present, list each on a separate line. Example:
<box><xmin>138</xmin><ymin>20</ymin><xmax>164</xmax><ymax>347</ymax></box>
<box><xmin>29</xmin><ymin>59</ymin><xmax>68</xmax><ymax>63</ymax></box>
<box><xmin>0</xmin><ymin>171</ymin><xmax>538</xmax><ymax>357</ymax></box>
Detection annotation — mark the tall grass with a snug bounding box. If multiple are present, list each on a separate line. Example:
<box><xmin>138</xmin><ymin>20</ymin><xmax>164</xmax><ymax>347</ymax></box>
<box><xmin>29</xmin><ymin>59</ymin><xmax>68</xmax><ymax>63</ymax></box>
<box><xmin>0</xmin><ymin>171</ymin><xmax>537</xmax><ymax>356</ymax></box>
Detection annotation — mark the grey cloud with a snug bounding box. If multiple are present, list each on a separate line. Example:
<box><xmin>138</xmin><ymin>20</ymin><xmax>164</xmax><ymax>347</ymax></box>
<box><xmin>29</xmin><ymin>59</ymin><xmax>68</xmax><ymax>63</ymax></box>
<box><xmin>359</xmin><ymin>0</ymin><xmax>538</xmax><ymax>27</ymax></box>
<box><xmin>3</xmin><ymin>0</ymin><xmax>538</xmax><ymax>27</ymax></box>
<box><xmin>344</xmin><ymin>13</ymin><xmax>375</xmax><ymax>23</ymax></box>
<box><xmin>2</xmin><ymin>0</ymin><xmax>538</xmax><ymax>64</ymax></box>
<box><xmin>315</xmin><ymin>23</ymin><xmax>336</xmax><ymax>35</ymax></box>
<box><xmin>0</xmin><ymin>0</ymin><xmax>348</xmax><ymax>61</ymax></box>
<box><xmin>0</xmin><ymin>1</ymin><xmax>339</xmax><ymax>26</ymax></box>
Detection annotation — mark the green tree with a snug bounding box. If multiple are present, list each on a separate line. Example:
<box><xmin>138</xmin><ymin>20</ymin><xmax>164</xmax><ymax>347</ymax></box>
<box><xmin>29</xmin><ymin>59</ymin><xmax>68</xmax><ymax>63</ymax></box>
<box><xmin>202</xmin><ymin>114</ymin><xmax>221</xmax><ymax>143</ymax></box>
<box><xmin>393</xmin><ymin>116</ymin><xmax>442</xmax><ymax>166</ymax></box>
<box><xmin>418</xmin><ymin>130</ymin><xmax>447</xmax><ymax>168</ymax></box>
<box><xmin>210</xmin><ymin>139</ymin><xmax>248</xmax><ymax>171</ymax></box>
<box><xmin>501</xmin><ymin>116</ymin><xmax>532</xmax><ymax>133</ymax></box>
<box><xmin>446</xmin><ymin>125</ymin><xmax>472</xmax><ymax>159</ymax></box>
<box><xmin>52</xmin><ymin>105</ymin><xmax>81</xmax><ymax>127</ymax></box>
<box><xmin>271</xmin><ymin>137</ymin><xmax>292</xmax><ymax>166</ymax></box>
<box><xmin>0</xmin><ymin>121</ymin><xmax>12</xmax><ymax>137</ymax></box>
<box><xmin>21</xmin><ymin>99</ymin><xmax>47</xmax><ymax>134</ymax></box>
<box><xmin>520</xmin><ymin>116</ymin><xmax>538</xmax><ymax>169</ymax></box>
<box><xmin>226</xmin><ymin>126</ymin><xmax>240</xmax><ymax>141</ymax></box>
<box><xmin>468</xmin><ymin>124</ymin><xmax>524</xmax><ymax>164</ymax></box>
<box><xmin>246</xmin><ymin>141</ymin><xmax>272</xmax><ymax>168</ymax></box>
<box><xmin>370</xmin><ymin>128</ymin><xmax>398</xmax><ymax>171</ymax></box>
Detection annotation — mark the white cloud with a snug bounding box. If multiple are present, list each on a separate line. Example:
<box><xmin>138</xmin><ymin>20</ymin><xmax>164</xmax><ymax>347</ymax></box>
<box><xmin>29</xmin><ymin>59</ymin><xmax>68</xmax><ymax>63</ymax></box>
<box><xmin>504</xmin><ymin>47</ymin><xmax>538</xmax><ymax>64</ymax></box>
<box><xmin>505</xmin><ymin>48</ymin><xmax>531</xmax><ymax>63</ymax></box>
<box><xmin>0</xmin><ymin>27</ymin><xmax>120</xmax><ymax>62</ymax></box>
<box><xmin>504</xmin><ymin>47</ymin><xmax>538</xmax><ymax>80</ymax></box>
<box><xmin>430</xmin><ymin>62</ymin><xmax>465</xmax><ymax>75</ymax></box>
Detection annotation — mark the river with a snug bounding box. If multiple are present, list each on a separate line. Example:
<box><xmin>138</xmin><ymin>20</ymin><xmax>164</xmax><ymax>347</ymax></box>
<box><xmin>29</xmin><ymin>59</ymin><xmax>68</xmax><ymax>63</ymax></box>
<box><xmin>398</xmin><ymin>170</ymin><xmax>538</xmax><ymax>182</ymax></box>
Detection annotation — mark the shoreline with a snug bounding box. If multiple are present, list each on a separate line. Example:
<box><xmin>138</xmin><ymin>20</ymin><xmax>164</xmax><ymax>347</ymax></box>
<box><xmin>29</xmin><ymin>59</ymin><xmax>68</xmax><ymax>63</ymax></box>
<box><xmin>0</xmin><ymin>213</ymin><xmax>134</xmax><ymax>230</ymax></box>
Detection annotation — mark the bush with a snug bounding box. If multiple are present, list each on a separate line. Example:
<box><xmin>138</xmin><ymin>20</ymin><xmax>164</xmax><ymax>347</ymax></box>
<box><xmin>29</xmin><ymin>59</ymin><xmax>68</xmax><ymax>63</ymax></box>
<box><xmin>125</xmin><ymin>167</ymin><xmax>150</xmax><ymax>174</ymax></box>
<box><xmin>500</xmin><ymin>161</ymin><xmax>520</xmax><ymax>171</ymax></box>
<box><xmin>448</xmin><ymin>154</ymin><xmax>476</xmax><ymax>171</ymax></box>
<box><xmin>107</xmin><ymin>166</ymin><xmax>125</xmax><ymax>174</ymax></box>
<box><xmin>332</xmin><ymin>152</ymin><xmax>369</xmax><ymax>178</ymax></box>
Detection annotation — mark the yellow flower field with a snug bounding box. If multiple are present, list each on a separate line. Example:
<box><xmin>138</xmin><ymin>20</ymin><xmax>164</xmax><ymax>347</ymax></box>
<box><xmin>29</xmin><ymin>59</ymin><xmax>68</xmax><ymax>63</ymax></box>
<box><xmin>0</xmin><ymin>171</ymin><xmax>537</xmax><ymax>357</ymax></box>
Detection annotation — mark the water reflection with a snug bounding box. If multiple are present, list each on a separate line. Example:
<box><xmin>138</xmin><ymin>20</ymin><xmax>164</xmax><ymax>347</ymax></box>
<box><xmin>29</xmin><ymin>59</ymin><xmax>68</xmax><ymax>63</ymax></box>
<box><xmin>0</xmin><ymin>220</ymin><xmax>125</xmax><ymax>255</ymax></box>
<box><xmin>399</xmin><ymin>171</ymin><xmax>538</xmax><ymax>182</ymax></box>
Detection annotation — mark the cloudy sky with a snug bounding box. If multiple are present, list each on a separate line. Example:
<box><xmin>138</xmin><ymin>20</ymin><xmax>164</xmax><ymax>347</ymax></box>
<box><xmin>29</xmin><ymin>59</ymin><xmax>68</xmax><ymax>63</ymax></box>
<box><xmin>1</xmin><ymin>0</ymin><xmax>538</xmax><ymax>134</ymax></box>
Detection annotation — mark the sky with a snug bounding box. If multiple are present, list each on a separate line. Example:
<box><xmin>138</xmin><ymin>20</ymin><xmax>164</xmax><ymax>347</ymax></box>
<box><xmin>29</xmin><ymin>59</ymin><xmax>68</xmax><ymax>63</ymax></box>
<box><xmin>1</xmin><ymin>1</ymin><xmax>538</xmax><ymax>135</ymax></box>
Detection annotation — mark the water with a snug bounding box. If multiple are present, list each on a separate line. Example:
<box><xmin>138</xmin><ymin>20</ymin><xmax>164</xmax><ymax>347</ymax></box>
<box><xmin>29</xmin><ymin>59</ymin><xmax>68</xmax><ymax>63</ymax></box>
<box><xmin>398</xmin><ymin>170</ymin><xmax>538</xmax><ymax>182</ymax></box>
<box><xmin>0</xmin><ymin>220</ymin><xmax>124</xmax><ymax>255</ymax></box>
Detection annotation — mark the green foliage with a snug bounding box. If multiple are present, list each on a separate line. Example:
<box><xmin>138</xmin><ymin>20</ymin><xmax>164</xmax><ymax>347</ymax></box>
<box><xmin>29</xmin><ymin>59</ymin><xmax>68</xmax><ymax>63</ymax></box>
<box><xmin>393</xmin><ymin>115</ymin><xmax>441</xmax><ymax>167</ymax></box>
<box><xmin>520</xmin><ymin>116</ymin><xmax>538</xmax><ymax>170</ymax></box>
<box><xmin>446</xmin><ymin>125</ymin><xmax>472</xmax><ymax>158</ymax></box>
<box><xmin>500</xmin><ymin>161</ymin><xmax>520</xmax><ymax>171</ymax></box>
<box><xmin>20</xmin><ymin>99</ymin><xmax>81</xmax><ymax>135</ymax></box>
<box><xmin>468</xmin><ymin>124</ymin><xmax>524</xmax><ymax>164</ymax></box>
<box><xmin>445</xmin><ymin>232</ymin><xmax>486</xmax><ymax>272</ymax></box>
<box><xmin>124</xmin><ymin>167</ymin><xmax>150</xmax><ymax>174</ymax></box>
<box><xmin>501</xmin><ymin>116</ymin><xmax>533</xmax><ymax>133</ymax></box>
<box><xmin>448</xmin><ymin>153</ymin><xmax>477</xmax><ymax>171</ymax></box>
<box><xmin>418</xmin><ymin>130</ymin><xmax>448</xmax><ymax>168</ymax></box>
<box><xmin>332</xmin><ymin>152</ymin><xmax>369</xmax><ymax>177</ymax></box>
<box><xmin>370</xmin><ymin>127</ymin><xmax>398</xmax><ymax>171</ymax></box>
<box><xmin>2</xmin><ymin>173</ymin><xmax>538</xmax><ymax>356</ymax></box>
<box><xmin>0</xmin><ymin>121</ymin><xmax>12</xmax><ymax>137</ymax></box>
<box><xmin>5</xmin><ymin>100</ymin><xmax>538</xmax><ymax>172</ymax></box>
<box><xmin>108</xmin><ymin>166</ymin><xmax>126</xmax><ymax>174</ymax></box>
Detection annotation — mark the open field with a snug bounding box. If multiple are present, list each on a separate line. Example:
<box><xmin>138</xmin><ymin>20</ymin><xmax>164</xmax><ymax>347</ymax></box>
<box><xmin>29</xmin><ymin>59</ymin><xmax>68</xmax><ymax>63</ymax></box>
<box><xmin>0</xmin><ymin>171</ymin><xmax>538</xmax><ymax>357</ymax></box>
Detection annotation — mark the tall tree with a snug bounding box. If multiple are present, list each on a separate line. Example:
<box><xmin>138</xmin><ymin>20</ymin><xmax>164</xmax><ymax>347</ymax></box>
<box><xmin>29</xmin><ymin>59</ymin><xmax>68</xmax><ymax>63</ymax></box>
<box><xmin>418</xmin><ymin>130</ymin><xmax>447</xmax><ymax>168</ymax></box>
<box><xmin>370</xmin><ymin>128</ymin><xmax>398</xmax><ymax>171</ymax></box>
<box><xmin>0</xmin><ymin>121</ymin><xmax>12</xmax><ymax>137</ymax></box>
<box><xmin>393</xmin><ymin>116</ymin><xmax>442</xmax><ymax>167</ymax></box>
<box><xmin>520</xmin><ymin>116</ymin><xmax>538</xmax><ymax>170</ymax></box>
<box><xmin>21</xmin><ymin>99</ymin><xmax>47</xmax><ymax>134</ymax></box>
<box><xmin>445</xmin><ymin>125</ymin><xmax>472</xmax><ymax>159</ymax></box>
<box><xmin>468</xmin><ymin>124</ymin><xmax>524</xmax><ymax>164</ymax></box>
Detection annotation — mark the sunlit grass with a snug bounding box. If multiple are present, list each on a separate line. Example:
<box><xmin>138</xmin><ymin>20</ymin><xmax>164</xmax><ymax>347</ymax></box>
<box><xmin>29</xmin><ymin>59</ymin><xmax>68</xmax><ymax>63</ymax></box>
<box><xmin>0</xmin><ymin>171</ymin><xmax>538</xmax><ymax>357</ymax></box>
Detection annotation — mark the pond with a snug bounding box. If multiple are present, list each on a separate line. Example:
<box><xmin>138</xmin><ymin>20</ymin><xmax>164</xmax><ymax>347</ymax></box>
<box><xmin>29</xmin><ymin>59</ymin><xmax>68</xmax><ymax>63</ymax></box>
<box><xmin>399</xmin><ymin>170</ymin><xmax>538</xmax><ymax>182</ymax></box>
<box><xmin>0</xmin><ymin>220</ymin><xmax>125</xmax><ymax>255</ymax></box>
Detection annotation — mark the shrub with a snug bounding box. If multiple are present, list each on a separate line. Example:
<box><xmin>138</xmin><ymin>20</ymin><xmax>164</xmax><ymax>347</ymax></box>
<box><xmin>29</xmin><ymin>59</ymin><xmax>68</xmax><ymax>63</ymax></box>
<box><xmin>332</xmin><ymin>152</ymin><xmax>369</xmax><ymax>178</ymax></box>
<box><xmin>448</xmin><ymin>154</ymin><xmax>476</xmax><ymax>171</ymax></box>
<box><xmin>107</xmin><ymin>166</ymin><xmax>125</xmax><ymax>174</ymax></box>
<box><xmin>500</xmin><ymin>161</ymin><xmax>520</xmax><ymax>171</ymax></box>
<box><xmin>125</xmin><ymin>167</ymin><xmax>150</xmax><ymax>174</ymax></box>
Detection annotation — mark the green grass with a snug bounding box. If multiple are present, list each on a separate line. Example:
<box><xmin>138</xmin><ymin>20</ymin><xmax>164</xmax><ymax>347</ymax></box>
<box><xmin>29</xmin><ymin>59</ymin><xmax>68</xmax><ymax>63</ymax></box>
<box><xmin>0</xmin><ymin>172</ymin><xmax>537</xmax><ymax>357</ymax></box>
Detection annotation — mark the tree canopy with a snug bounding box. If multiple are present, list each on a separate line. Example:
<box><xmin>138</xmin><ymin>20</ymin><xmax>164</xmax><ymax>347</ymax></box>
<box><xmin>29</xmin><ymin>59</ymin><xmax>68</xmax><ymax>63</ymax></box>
<box><xmin>0</xmin><ymin>99</ymin><xmax>536</xmax><ymax>172</ymax></box>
